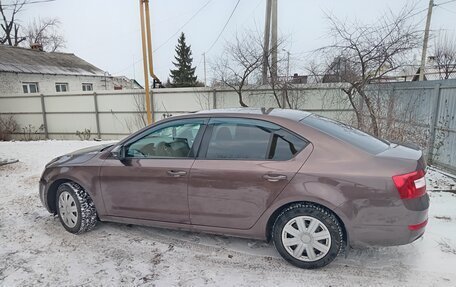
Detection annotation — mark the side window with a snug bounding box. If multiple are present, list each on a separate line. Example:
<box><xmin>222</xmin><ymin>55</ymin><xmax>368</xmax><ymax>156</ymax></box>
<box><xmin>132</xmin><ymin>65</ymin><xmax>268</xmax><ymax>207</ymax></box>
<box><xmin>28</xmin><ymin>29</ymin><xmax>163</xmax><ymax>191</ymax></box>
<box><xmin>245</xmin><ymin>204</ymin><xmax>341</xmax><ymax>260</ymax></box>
<box><xmin>126</xmin><ymin>120</ymin><xmax>204</xmax><ymax>158</ymax></box>
<box><xmin>206</xmin><ymin>122</ymin><xmax>271</xmax><ymax>160</ymax></box>
<box><xmin>268</xmin><ymin>129</ymin><xmax>308</xmax><ymax>160</ymax></box>
<box><xmin>56</xmin><ymin>83</ymin><xmax>69</xmax><ymax>92</ymax></box>
<box><xmin>82</xmin><ymin>83</ymin><xmax>93</xmax><ymax>91</ymax></box>
<box><xmin>22</xmin><ymin>82</ymin><xmax>39</xmax><ymax>94</ymax></box>
<box><xmin>205</xmin><ymin>118</ymin><xmax>308</xmax><ymax>161</ymax></box>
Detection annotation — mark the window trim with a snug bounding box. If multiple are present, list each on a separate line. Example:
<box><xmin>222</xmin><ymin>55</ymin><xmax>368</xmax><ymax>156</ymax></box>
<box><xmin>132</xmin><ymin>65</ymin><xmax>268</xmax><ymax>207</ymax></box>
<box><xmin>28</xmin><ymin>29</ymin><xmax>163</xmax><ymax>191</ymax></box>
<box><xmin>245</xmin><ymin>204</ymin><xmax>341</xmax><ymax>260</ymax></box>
<box><xmin>22</xmin><ymin>82</ymin><xmax>39</xmax><ymax>94</ymax></box>
<box><xmin>198</xmin><ymin>117</ymin><xmax>309</xmax><ymax>162</ymax></box>
<box><xmin>121</xmin><ymin>118</ymin><xmax>209</xmax><ymax>160</ymax></box>
<box><xmin>55</xmin><ymin>82</ymin><xmax>69</xmax><ymax>93</ymax></box>
<box><xmin>82</xmin><ymin>83</ymin><xmax>93</xmax><ymax>92</ymax></box>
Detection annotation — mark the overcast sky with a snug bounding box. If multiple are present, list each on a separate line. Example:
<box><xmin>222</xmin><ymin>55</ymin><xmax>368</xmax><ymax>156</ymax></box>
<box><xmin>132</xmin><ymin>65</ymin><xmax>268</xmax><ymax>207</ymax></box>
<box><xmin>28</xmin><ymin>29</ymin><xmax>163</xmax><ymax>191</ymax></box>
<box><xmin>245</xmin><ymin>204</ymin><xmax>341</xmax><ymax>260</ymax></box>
<box><xmin>19</xmin><ymin>0</ymin><xmax>456</xmax><ymax>85</ymax></box>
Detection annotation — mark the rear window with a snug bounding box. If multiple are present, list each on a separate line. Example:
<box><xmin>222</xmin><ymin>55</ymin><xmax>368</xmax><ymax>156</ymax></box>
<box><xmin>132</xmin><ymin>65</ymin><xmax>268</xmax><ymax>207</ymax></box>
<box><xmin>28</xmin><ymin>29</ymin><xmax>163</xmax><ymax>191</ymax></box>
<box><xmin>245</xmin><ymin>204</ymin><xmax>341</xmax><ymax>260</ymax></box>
<box><xmin>300</xmin><ymin>115</ymin><xmax>389</xmax><ymax>154</ymax></box>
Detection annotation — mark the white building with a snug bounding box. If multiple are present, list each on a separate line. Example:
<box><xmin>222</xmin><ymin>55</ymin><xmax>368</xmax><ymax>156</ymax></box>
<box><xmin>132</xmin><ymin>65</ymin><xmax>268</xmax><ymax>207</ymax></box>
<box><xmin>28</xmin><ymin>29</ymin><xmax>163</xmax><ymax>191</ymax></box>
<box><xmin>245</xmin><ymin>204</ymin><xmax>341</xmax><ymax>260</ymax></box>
<box><xmin>0</xmin><ymin>45</ymin><xmax>141</xmax><ymax>97</ymax></box>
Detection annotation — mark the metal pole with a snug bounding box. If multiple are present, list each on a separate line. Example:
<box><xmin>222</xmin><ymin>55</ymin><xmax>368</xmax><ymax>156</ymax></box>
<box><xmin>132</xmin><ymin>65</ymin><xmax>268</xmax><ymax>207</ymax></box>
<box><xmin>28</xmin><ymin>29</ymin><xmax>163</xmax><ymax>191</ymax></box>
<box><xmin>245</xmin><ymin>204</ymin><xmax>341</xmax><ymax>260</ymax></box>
<box><xmin>286</xmin><ymin>51</ymin><xmax>290</xmax><ymax>79</ymax></box>
<box><xmin>144</xmin><ymin>0</ymin><xmax>159</xmax><ymax>81</ymax></box>
<box><xmin>262</xmin><ymin>0</ymin><xmax>272</xmax><ymax>85</ymax></box>
<box><xmin>139</xmin><ymin>0</ymin><xmax>153</xmax><ymax>124</ymax></box>
<box><xmin>203</xmin><ymin>52</ymin><xmax>207</xmax><ymax>87</ymax></box>
<box><xmin>419</xmin><ymin>0</ymin><xmax>434</xmax><ymax>81</ymax></box>
<box><xmin>285</xmin><ymin>51</ymin><xmax>290</xmax><ymax>109</ymax></box>
<box><xmin>271</xmin><ymin>0</ymin><xmax>278</xmax><ymax>81</ymax></box>
<box><xmin>93</xmin><ymin>92</ymin><xmax>101</xmax><ymax>139</ymax></box>
<box><xmin>428</xmin><ymin>83</ymin><xmax>442</xmax><ymax>164</ymax></box>
<box><xmin>40</xmin><ymin>94</ymin><xmax>49</xmax><ymax>139</ymax></box>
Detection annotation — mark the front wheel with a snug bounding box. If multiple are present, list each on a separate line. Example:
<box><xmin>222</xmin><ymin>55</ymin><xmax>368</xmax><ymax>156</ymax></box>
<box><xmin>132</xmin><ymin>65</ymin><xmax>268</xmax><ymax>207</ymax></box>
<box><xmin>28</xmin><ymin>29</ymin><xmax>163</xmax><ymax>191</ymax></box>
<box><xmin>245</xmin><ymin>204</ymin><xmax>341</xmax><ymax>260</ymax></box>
<box><xmin>272</xmin><ymin>203</ymin><xmax>343</xmax><ymax>269</ymax></box>
<box><xmin>56</xmin><ymin>182</ymin><xmax>98</xmax><ymax>234</ymax></box>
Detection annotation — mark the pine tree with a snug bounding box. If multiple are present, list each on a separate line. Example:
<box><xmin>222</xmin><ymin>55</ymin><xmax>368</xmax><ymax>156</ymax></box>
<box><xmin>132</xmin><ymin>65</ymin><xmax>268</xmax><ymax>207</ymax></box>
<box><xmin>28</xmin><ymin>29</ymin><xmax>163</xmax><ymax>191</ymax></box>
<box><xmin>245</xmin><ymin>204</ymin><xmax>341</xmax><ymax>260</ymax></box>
<box><xmin>169</xmin><ymin>33</ymin><xmax>198</xmax><ymax>87</ymax></box>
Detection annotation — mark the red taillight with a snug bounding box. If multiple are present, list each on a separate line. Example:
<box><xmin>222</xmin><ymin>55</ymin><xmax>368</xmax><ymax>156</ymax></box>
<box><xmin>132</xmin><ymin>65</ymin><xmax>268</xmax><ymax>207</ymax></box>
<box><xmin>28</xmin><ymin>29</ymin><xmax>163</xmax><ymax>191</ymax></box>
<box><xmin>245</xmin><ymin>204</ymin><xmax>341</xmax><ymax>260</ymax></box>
<box><xmin>408</xmin><ymin>219</ymin><xmax>428</xmax><ymax>231</ymax></box>
<box><xmin>392</xmin><ymin>169</ymin><xmax>426</xmax><ymax>199</ymax></box>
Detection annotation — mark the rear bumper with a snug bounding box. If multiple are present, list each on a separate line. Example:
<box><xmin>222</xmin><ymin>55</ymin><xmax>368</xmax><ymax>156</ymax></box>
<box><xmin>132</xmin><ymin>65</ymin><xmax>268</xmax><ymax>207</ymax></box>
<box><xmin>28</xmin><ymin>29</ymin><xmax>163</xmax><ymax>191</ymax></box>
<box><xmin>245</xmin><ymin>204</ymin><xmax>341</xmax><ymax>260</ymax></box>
<box><xmin>341</xmin><ymin>194</ymin><xmax>429</xmax><ymax>247</ymax></box>
<box><xmin>349</xmin><ymin>221</ymin><xmax>427</xmax><ymax>247</ymax></box>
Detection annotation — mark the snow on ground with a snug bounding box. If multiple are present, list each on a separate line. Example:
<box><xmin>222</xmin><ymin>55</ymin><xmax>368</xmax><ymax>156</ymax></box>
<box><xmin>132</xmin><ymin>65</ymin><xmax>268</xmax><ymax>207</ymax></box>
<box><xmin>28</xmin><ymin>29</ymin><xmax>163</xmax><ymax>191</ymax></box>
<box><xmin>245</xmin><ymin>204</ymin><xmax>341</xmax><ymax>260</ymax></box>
<box><xmin>1</xmin><ymin>140</ymin><xmax>456</xmax><ymax>286</ymax></box>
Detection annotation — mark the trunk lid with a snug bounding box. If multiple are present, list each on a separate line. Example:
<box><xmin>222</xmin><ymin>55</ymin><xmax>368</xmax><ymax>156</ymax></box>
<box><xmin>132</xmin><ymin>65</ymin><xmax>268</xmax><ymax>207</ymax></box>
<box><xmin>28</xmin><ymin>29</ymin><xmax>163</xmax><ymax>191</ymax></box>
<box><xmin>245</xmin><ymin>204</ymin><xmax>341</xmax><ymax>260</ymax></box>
<box><xmin>376</xmin><ymin>143</ymin><xmax>426</xmax><ymax>172</ymax></box>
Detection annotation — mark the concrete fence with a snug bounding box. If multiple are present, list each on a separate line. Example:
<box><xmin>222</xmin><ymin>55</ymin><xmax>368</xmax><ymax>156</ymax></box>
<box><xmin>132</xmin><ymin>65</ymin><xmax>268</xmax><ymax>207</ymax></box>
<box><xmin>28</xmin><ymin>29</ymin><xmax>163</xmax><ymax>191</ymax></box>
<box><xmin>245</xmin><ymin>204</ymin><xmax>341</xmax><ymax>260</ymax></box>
<box><xmin>0</xmin><ymin>85</ymin><xmax>353</xmax><ymax>139</ymax></box>
<box><xmin>0</xmin><ymin>80</ymin><xmax>455</xmax><ymax>173</ymax></box>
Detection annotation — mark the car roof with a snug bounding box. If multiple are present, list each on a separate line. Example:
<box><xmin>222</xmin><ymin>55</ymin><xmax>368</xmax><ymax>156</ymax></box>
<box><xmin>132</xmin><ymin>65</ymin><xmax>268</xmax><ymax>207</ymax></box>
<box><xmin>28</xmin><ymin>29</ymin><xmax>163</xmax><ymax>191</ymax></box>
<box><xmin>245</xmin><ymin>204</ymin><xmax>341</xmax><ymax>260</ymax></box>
<box><xmin>195</xmin><ymin>108</ymin><xmax>312</xmax><ymax>122</ymax></box>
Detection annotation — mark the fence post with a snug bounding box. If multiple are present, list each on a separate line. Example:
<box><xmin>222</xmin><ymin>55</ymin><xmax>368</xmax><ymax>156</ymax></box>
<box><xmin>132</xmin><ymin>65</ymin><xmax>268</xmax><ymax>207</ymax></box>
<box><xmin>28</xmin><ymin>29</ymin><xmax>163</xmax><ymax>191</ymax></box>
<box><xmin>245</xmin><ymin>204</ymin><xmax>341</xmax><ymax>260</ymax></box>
<box><xmin>40</xmin><ymin>94</ymin><xmax>49</xmax><ymax>139</ymax></box>
<box><xmin>150</xmin><ymin>90</ymin><xmax>155</xmax><ymax>122</ymax></box>
<box><xmin>427</xmin><ymin>83</ymin><xmax>442</xmax><ymax>164</ymax></box>
<box><xmin>281</xmin><ymin>89</ymin><xmax>287</xmax><ymax>108</ymax></box>
<box><xmin>212</xmin><ymin>89</ymin><xmax>217</xmax><ymax>109</ymax></box>
<box><xmin>93</xmin><ymin>92</ymin><xmax>101</xmax><ymax>139</ymax></box>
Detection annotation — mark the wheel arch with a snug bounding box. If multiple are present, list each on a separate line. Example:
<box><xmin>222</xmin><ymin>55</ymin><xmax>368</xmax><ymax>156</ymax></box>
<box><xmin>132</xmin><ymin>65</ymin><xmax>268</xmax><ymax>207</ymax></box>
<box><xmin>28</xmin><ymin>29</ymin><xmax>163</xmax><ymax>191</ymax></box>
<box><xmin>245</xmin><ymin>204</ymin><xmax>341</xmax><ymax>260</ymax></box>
<box><xmin>265</xmin><ymin>201</ymin><xmax>348</xmax><ymax>245</ymax></box>
<box><xmin>46</xmin><ymin>178</ymin><xmax>93</xmax><ymax>214</ymax></box>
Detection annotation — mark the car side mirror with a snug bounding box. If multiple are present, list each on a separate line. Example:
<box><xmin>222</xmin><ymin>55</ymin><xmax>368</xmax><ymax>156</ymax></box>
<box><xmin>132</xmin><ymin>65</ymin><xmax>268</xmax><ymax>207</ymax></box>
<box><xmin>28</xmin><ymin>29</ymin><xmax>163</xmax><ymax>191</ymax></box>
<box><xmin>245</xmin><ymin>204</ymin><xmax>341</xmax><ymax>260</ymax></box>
<box><xmin>111</xmin><ymin>145</ymin><xmax>126</xmax><ymax>161</ymax></box>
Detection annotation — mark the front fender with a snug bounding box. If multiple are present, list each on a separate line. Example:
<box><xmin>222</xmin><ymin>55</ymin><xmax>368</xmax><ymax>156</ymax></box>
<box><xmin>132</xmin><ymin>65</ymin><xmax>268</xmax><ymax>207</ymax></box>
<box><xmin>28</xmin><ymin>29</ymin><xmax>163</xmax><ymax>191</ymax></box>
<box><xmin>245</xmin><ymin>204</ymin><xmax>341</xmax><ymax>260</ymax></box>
<box><xmin>40</xmin><ymin>165</ymin><xmax>106</xmax><ymax>216</ymax></box>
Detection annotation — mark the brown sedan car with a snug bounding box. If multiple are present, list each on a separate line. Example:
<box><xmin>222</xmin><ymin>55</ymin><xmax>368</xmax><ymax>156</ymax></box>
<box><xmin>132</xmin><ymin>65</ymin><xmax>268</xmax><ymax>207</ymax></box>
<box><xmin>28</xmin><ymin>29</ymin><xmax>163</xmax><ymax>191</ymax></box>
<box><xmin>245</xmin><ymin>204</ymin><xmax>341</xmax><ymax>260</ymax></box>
<box><xmin>39</xmin><ymin>108</ymin><xmax>429</xmax><ymax>268</ymax></box>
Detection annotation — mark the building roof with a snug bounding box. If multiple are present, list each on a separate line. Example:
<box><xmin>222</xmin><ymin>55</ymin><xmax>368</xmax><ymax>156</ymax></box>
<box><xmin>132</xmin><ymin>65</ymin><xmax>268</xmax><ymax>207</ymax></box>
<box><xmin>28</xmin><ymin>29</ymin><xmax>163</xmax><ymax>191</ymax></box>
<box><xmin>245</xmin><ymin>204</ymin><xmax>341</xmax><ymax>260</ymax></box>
<box><xmin>0</xmin><ymin>45</ymin><xmax>105</xmax><ymax>76</ymax></box>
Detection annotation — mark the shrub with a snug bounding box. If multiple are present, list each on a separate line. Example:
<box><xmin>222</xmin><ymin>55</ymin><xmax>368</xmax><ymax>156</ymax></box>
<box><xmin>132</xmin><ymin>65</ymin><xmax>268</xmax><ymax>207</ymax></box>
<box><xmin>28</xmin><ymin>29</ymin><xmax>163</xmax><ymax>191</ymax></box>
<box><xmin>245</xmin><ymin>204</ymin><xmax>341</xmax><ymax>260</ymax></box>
<box><xmin>0</xmin><ymin>115</ymin><xmax>19</xmax><ymax>141</ymax></box>
<box><xmin>76</xmin><ymin>129</ymin><xmax>91</xmax><ymax>141</ymax></box>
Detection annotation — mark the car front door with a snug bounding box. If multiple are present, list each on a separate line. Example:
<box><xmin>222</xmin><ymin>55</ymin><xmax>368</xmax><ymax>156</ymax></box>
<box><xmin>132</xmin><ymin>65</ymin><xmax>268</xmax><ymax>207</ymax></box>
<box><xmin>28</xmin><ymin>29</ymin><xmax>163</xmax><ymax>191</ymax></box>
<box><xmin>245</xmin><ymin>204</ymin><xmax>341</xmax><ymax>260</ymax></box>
<box><xmin>100</xmin><ymin>118</ymin><xmax>206</xmax><ymax>224</ymax></box>
<box><xmin>188</xmin><ymin>117</ymin><xmax>310</xmax><ymax>229</ymax></box>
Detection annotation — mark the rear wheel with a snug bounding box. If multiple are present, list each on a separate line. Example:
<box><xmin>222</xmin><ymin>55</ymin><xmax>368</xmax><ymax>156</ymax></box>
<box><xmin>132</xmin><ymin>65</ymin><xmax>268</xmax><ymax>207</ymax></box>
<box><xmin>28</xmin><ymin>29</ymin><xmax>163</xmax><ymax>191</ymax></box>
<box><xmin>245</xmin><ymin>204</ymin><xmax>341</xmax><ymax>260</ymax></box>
<box><xmin>272</xmin><ymin>203</ymin><xmax>343</xmax><ymax>269</ymax></box>
<box><xmin>56</xmin><ymin>182</ymin><xmax>98</xmax><ymax>234</ymax></box>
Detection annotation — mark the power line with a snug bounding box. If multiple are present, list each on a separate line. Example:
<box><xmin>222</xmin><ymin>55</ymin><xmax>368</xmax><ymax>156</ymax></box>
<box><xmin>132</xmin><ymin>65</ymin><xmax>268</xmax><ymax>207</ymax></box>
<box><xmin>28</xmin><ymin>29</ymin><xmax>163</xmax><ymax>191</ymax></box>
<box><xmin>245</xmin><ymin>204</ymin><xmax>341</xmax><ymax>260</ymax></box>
<box><xmin>404</xmin><ymin>7</ymin><xmax>431</xmax><ymax>20</ymax></box>
<box><xmin>114</xmin><ymin>0</ymin><xmax>213</xmax><ymax>75</ymax></box>
<box><xmin>435</xmin><ymin>0</ymin><xmax>456</xmax><ymax>6</ymax></box>
<box><xmin>112</xmin><ymin>58</ymin><xmax>142</xmax><ymax>76</ymax></box>
<box><xmin>205</xmin><ymin>0</ymin><xmax>241</xmax><ymax>54</ymax></box>
<box><xmin>436</xmin><ymin>5</ymin><xmax>456</xmax><ymax>13</ymax></box>
<box><xmin>153</xmin><ymin>0</ymin><xmax>213</xmax><ymax>53</ymax></box>
<box><xmin>1</xmin><ymin>0</ymin><xmax>56</xmax><ymax>7</ymax></box>
<box><xmin>241</xmin><ymin>0</ymin><xmax>262</xmax><ymax>26</ymax></box>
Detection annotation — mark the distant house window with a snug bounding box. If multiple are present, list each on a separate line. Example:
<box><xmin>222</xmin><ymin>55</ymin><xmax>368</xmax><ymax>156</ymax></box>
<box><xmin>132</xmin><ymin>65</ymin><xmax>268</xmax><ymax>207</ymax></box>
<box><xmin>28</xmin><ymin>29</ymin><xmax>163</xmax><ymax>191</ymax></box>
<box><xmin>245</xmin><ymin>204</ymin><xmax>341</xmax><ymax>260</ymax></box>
<box><xmin>55</xmin><ymin>83</ymin><xmax>69</xmax><ymax>92</ymax></box>
<box><xmin>82</xmin><ymin>83</ymin><xmax>93</xmax><ymax>91</ymax></box>
<box><xmin>22</xmin><ymin>82</ymin><xmax>39</xmax><ymax>94</ymax></box>
<box><xmin>114</xmin><ymin>85</ymin><xmax>122</xmax><ymax>90</ymax></box>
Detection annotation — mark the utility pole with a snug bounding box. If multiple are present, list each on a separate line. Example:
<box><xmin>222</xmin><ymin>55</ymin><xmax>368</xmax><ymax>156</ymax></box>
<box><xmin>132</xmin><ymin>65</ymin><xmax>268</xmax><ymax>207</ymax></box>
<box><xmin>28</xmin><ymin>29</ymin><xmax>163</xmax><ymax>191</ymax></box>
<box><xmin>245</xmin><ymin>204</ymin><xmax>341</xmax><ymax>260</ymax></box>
<box><xmin>271</xmin><ymin>0</ymin><xmax>278</xmax><ymax>81</ymax></box>
<box><xmin>202</xmin><ymin>52</ymin><xmax>207</xmax><ymax>87</ymax></box>
<box><xmin>139</xmin><ymin>0</ymin><xmax>160</xmax><ymax>124</ymax></box>
<box><xmin>419</xmin><ymin>0</ymin><xmax>434</xmax><ymax>81</ymax></box>
<box><xmin>262</xmin><ymin>0</ymin><xmax>272</xmax><ymax>84</ymax></box>
<box><xmin>285</xmin><ymin>50</ymin><xmax>290</xmax><ymax>79</ymax></box>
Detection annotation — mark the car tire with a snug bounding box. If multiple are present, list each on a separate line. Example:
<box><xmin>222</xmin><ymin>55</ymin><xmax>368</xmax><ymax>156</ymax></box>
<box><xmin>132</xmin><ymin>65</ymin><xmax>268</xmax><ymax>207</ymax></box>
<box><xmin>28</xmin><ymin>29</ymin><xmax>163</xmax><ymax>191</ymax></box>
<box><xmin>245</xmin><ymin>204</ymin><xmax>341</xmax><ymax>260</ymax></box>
<box><xmin>272</xmin><ymin>203</ymin><xmax>343</xmax><ymax>269</ymax></box>
<box><xmin>56</xmin><ymin>182</ymin><xmax>98</xmax><ymax>234</ymax></box>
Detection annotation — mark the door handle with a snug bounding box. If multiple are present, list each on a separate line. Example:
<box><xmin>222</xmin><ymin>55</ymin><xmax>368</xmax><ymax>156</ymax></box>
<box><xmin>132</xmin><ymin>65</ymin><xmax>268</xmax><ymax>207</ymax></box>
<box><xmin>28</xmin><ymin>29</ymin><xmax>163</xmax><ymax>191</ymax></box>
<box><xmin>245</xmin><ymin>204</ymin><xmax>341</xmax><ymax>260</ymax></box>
<box><xmin>263</xmin><ymin>174</ymin><xmax>287</xmax><ymax>182</ymax></box>
<box><xmin>167</xmin><ymin>170</ymin><xmax>187</xmax><ymax>177</ymax></box>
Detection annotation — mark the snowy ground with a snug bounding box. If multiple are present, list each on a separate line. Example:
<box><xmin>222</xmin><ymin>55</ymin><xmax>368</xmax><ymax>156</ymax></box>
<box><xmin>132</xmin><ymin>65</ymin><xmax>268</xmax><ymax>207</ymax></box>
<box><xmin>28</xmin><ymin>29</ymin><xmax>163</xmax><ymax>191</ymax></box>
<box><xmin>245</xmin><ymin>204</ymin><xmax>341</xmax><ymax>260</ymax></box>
<box><xmin>1</xmin><ymin>140</ymin><xmax>456</xmax><ymax>287</ymax></box>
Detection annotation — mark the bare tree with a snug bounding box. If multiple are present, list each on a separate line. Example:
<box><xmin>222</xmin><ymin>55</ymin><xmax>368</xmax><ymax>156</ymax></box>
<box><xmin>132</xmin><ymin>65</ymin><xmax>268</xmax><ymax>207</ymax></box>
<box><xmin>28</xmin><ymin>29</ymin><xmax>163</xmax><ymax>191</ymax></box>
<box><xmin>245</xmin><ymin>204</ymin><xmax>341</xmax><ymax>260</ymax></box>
<box><xmin>304</xmin><ymin>60</ymin><xmax>325</xmax><ymax>84</ymax></box>
<box><xmin>0</xmin><ymin>0</ymin><xmax>26</xmax><ymax>46</ymax></box>
<box><xmin>212</xmin><ymin>31</ymin><xmax>294</xmax><ymax>108</ymax></box>
<box><xmin>432</xmin><ymin>33</ymin><xmax>456</xmax><ymax>80</ymax></box>
<box><xmin>263</xmin><ymin>44</ymin><xmax>297</xmax><ymax>109</ymax></box>
<box><xmin>211</xmin><ymin>33</ymin><xmax>265</xmax><ymax>107</ymax></box>
<box><xmin>26</xmin><ymin>18</ymin><xmax>65</xmax><ymax>52</ymax></box>
<box><xmin>317</xmin><ymin>6</ymin><xmax>422</xmax><ymax>136</ymax></box>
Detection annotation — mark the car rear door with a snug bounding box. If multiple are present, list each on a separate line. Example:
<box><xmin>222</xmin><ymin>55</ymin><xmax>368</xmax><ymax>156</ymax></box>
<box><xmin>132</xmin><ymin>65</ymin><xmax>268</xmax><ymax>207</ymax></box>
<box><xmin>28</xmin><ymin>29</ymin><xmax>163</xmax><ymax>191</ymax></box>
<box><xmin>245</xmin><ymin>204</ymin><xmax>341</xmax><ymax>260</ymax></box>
<box><xmin>188</xmin><ymin>117</ymin><xmax>310</xmax><ymax>229</ymax></box>
<box><xmin>100</xmin><ymin>118</ymin><xmax>207</xmax><ymax>224</ymax></box>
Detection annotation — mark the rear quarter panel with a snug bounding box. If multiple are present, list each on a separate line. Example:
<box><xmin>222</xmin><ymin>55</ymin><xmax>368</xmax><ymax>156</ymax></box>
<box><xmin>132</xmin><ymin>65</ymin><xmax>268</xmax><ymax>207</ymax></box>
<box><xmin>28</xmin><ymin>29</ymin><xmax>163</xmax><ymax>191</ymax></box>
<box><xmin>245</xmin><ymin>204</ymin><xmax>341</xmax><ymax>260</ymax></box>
<box><xmin>252</xmin><ymin>121</ymin><xmax>427</xmax><ymax>246</ymax></box>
